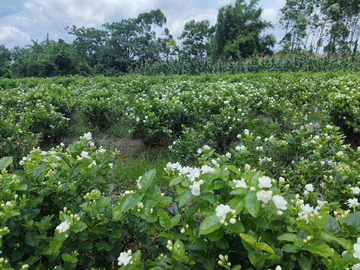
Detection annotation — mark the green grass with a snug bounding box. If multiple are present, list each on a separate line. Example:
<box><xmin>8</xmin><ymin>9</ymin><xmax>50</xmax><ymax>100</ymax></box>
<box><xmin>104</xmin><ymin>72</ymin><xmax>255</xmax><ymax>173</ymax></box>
<box><xmin>111</xmin><ymin>147</ymin><xmax>175</xmax><ymax>188</ymax></box>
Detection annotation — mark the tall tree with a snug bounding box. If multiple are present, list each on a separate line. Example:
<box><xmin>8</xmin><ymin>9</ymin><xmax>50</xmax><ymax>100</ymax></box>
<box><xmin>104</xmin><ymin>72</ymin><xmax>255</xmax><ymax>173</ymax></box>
<box><xmin>212</xmin><ymin>0</ymin><xmax>276</xmax><ymax>59</ymax></box>
<box><xmin>0</xmin><ymin>45</ymin><xmax>12</xmax><ymax>78</ymax></box>
<box><xmin>103</xmin><ymin>9</ymin><xmax>168</xmax><ymax>72</ymax></box>
<box><xmin>67</xmin><ymin>25</ymin><xmax>108</xmax><ymax>71</ymax></box>
<box><xmin>279</xmin><ymin>0</ymin><xmax>360</xmax><ymax>54</ymax></box>
<box><xmin>178</xmin><ymin>19</ymin><xmax>215</xmax><ymax>58</ymax></box>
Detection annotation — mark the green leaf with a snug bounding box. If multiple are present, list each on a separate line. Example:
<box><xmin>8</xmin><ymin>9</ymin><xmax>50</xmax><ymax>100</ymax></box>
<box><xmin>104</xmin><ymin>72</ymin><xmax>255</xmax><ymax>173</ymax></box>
<box><xmin>240</xmin><ymin>233</ymin><xmax>256</xmax><ymax>248</ymax></box>
<box><xmin>343</xmin><ymin>212</ymin><xmax>360</xmax><ymax>232</ymax></box>
<box><xmin>256</xmin><ymin>242</ymin><xmax>275</xmax><ymax>254</ymax></box>
<box><xmin>72</xmin><ymin>221</ymin><xmax>87</xmax><ymax>233</ymax></box>
<box><xmin>298</xmin><ymin>254</ymin><xmax>311</xmax><ymax>270</ymax></box>
<box><xmin>169</xmin><ymin>176</ymin><xmax>183</xmax><ymax>186</ymax></box>
<box><xmin>226</xmin><ymin>220</ymin><xmax>245</xmax><ymax>233</ymax></box>
<box><xmin>119</xmin><ymin>193</ymin><xmax>144</xmax><ymax>213</ymax></box>
<box><xmin>0</xmin><ymin>156</ymin><xmax>13</xmax><ymax>170</ymax></box>
<box><xmin>278</xmin><ymin>233</ymin><xmax>303</xmax><ymax>247</ymax></box>
<box><xmin>159</xmin><ymin>197</ymin><xmax>173</xmax><ymax>207</ymax></box>
<box><xmin>207</xmin><ymin>227</ymin><xmax>224</xmax><ymax>241</ymax></box>
<box><xmin>61</xmin><ymin>253</ymin><xmax>78</xmax><ymax>263</ymax></box>
<box><xmin>131</xmin><ymin>250</ymin><xmax>141</xmax><ymax>265</ymax></box>
<box><xmin>170</xmin><ymin>214</ymin><xmax>181</xmax><ymax>228</ymax></box>
<box><xmin>176</xmin><ymin>189</ymin><xmax>193</xmax><ymax>208</ymax></box>
<box><xmin>281</xmin><ymin>244</ymin><xmax>299</xmax><ymax>253</ymax></box>
<box><xmin>231</xmin><ymin>265</ymin><xmax>242</xmax><ymax>270</ymax></box>
<box><xmin>50</xmin><ymin>241</ymin><xmax>62</xmax><ymax>254</ymax></box>
<box><xmin>97</xmin><ymin>197</ymin><xmax>111</xmax><ymax>208</ymax></box>
<box><xmin>13</xmin><ymin>184</ymin><xmax>28</xmax><ymax>191</ymax></box>
<box><xmin>140</xmin><ymin>169</ymin><xmax>156</xmax><ymax>192</ymax></box>
<box><xmin>323</xmin><ymin>216</ymin><xmax>340</xmax><ymax>235</ymax></box>
<box><xmin>173</xmin><ymin>239</ymin><xmax>185</xmax><ymax>258</ymax></box>
<box><xmin>25</xmin><ymin>231</ymin><xmax>38</xmax><ymax>247</ymax></box>
<box><xmin>159</xmin><ymin>209</ymin><xmax>170</xmax><ymax>228</ymax></box>
<box><xmin>199</xmin><ymin>215</ymin><xmax>221</xmax><ymax>235</ymax></box>
<box><xmin>304</xmin><ymin>240</ymin><xmax>334</xmax><ymax>257</ymax></box>
<box><xmin>225</xmin><ymin>165</ymin><xmax>241</xmax><ymax>175</ymax></box>
<box><xmin>245</xmin><ymin>191</ymin><xmax>260</xmax><ymax>218</ymax></box>
<box><xmin>315</xmin><ymin>213</ymin><xmax>328</xmax><ymax>229</ymax></box>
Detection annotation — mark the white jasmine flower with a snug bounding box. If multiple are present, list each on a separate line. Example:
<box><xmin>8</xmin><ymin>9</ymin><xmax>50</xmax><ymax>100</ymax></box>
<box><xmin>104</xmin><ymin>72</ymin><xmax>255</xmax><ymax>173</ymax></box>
<box><xmin>300</xmin><ymin>204</ymin><xmax>314</xmax><ymax>215</ymax></box>
<box><xmin>56</xmin><ymin>221</ymin><xmax>70</xmax><ymax>233</ymax></box>
<box><xmin>230</xmin><ymin>218</ymin><xmax>236</xmax><ymax>224</ymax></box>
<box><xmin>354</xmin><ymin>243</ymin><xmax>360</xmax><ymax>259</ymax></box>
<box><xmin>256</xmin><ymin>190</ymin><xmax>273</xmax><ymax>204</ymax></box>
<box><xmin>272</xmin><ymin>195</ymin><xmax>287</xmax><ymax>210</ymax></box>
<box><xmin>304</xmin><ymin>184</ymin><xmax>314</xmax><ymax>195</ymax></box>
<box><xmin>347</xmin><ymin>198</ymin><xmax>360</xmax><ymax>208</ymax></box>
<box><xmin>200</xmin><ymin>165</ymin><xmax>215</xmax><ymax>174</ymax></box>
<box><xmin>203</xmin><ymin>145</ymin><xmax>211</xmax><ymax>150</ymax></box>
<box><xmin>108</xmin><ymin>163</ymin><xmax>113</xmax><ymax>168</ymax></box>
<box><xmin>233</xmin><ymin>179</ymin><xmax>247</xmax><ymax>189</ymax></box>
<box><xmin>244</xmin><ymin>129</ymin><xmax>249</xmax><ymax>135</ymax></box>
<box><xmin>258</xmin><ymin>176</ymin><xmax>272</xmax><ymax>188</ymax></box>
<box><xmin>225</xmin><ymin>152</ymin><xmax>231</xmax><ymax>158</ymax></box>
<box><xmin>83</xmin><ymin>132</ymin><xmax>92</xmax><ymax>141</ymax></box>
<box><xmin>190</xmin><ymin>182</ymin><xmax>201</xmax><ymax>196</ymax></box>
<box><xmin>351</xmin><ymin>187</ymin><xmax>360</xmax><ymax>194</ymax></box>
<box><xmin>118</xmin><ymin>250</ymin><xmax>132</xmax><ymax>266</ymax></box>
<box><xmin>353</xmin><ymin>263</ymin><xmax>360</xmax><ymax>270</ymax></box>
<box><xmin>215</xmin><ymin>204</ymin><xmax>231</xmax><ymax>219</ymax></box>
<box><xmin>197</xmin><ymin>148</ymin><xmax>202</xmax><ymax>154</ymax></box>
<box><xmin>80</xmin><ymin>151</ymin><xmax>89</xmax><ymax>159</ymax></box>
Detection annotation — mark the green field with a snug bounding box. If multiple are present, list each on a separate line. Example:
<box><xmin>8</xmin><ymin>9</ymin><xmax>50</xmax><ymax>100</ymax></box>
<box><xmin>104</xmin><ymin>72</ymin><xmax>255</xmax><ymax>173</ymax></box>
<box><xmin>1</xmin><ymin>72</ymin><xmax>360</xmax><ymax>269</ymax></box>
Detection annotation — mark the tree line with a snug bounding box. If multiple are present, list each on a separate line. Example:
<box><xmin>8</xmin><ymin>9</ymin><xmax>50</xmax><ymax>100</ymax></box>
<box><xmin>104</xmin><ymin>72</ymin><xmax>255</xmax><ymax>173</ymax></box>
<box><xmin>1</xmin><ymin>0</ymin><xmax>359</xmax><ymax>78</ymax></box>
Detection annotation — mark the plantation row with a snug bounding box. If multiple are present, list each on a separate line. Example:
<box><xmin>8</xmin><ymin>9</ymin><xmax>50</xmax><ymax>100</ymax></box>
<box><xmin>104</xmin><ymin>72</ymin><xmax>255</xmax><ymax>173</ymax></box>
<box><xmin>1</xmin><ymin>73</ymin><xmax>360</xmax><ymax>269</ymax></box>
<box><xmin>131</xmin><ymin>54</ymin><xmax>360</xmax><ymax>76</ymax></box>
<box><xmin>0</xmin><ymin>72</ymin><xmax>359</xmax><ymax>163</ymax></box>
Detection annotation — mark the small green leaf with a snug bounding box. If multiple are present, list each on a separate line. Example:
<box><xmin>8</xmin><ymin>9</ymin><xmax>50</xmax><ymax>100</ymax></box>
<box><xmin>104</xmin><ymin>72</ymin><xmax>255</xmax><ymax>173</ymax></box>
<box><xmin>225</xmin><ymin>165</ymin><xmax>241</xmax><ymax>175</ymax></box>
<box><xmin>119</xmin><ymin>193</ymin><xmax>144</xmax><ymax>213</ymax></box>
<box><xmin>25</xmin><ymin>231</ymin><xmax>38</xmax><ymax>247</ymax></box>
<box><xmin>173</xmin><ymin>239</ymin><xmax>185</xmax><ymax>258</ymax></box>
<box><xmin>140</xmin><ymin>169</ymin><xmax>156</xmax><ymax>192</ymax></box>
<box><xmin>159</xmin><ymin>209</ymin><xmax>170</xmax><ymax>228</ymax></box>
<box><xmin>176</xmin><ymin>189</ymin><xmax>193</xmax><ymax>208</ymax></box>
<box><xmin>72</xmin><ymin>221</ymin><xmax>87</xmax><ymax>233</ymax></box>
<box><xmin>170</xmin><ymin>214</ymin><xmax>181</xmax><ymax>228</ymax></box>
<box><xmin>240</xmin><ymin>233</ymin><xmax>256</xmax><ymax>248</ymax></box>
<box><xmin>169</xmin><ymin>177</ymin><xmax>183</xmax><ymax>186</ymax></box>
<box><xmin>0</xmin><ymin>156</ymin><xmax>13</xmax><ymax>170</ymax></box>
<box><xmin>278</xmin><ymin>233</ymin><xmax>303</xmax><ymax>247</ymax></box>
<box><xmin>304</xmin><ymin>240</ymin><xmax>334</xmax><ymax>257</ymax></box>
<box><xmin>256</xmin><ymin>242</ymin><xmax>275</xmax><ymax>254</ymax></box>
<box><xmin>159</xmin><ymin>197</ymin><xmax>172</xmax><ymax>207</ymax></box>
<box><xmin>61</xmin><ymin>253</ymin><xmax>78</xmax><ymax>263</ymax></box>
<box><xmin>199</xmin><ymin>215</ymin><xmax>221</xmax><ymax>235</ymax></box>
<box><xmin>245</xmin><ymin>191</ymin><xmax>260</xmax><ymax>218</ymax></box>
<box><xmin>97</xmin><ymin>197</ymin><xmax>111</xmax><ymax>208</ymax></box>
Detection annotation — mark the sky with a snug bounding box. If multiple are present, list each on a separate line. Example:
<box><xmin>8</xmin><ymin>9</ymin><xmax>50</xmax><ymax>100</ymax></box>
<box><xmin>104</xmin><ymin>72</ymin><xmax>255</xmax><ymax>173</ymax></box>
<box><xmin>0</xmin><ymin>0</ymin><xmax>286</xmax><ymax>50</ymax></box>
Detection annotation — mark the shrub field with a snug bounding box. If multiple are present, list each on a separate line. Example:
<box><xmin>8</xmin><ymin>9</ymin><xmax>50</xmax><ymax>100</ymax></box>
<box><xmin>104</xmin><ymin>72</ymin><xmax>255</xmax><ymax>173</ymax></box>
<box><xmin>1</xmin><ymin>72</ymin><xmax>360</xmax><ymax>269</ymax></box>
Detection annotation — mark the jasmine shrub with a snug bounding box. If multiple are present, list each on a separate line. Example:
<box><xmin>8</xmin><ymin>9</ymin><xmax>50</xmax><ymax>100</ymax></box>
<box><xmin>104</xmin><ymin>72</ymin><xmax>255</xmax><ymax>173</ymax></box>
<box><xmin>1</xmin><ymin>132</ymin><xmax>360</xmax><ymax>269</ymax></box>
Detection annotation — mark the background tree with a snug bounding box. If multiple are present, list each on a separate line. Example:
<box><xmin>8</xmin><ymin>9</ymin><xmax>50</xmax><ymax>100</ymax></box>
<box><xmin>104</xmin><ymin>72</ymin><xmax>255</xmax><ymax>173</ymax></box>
<box><xmin>279</xmin><ymin>0</ymin><xmax>360</xmax><ymax>54</ymax></box>
<box><xmin>212</xmin><ymin>0</ymin><xmax>276</xmax><ymax>59</ymax></box>
<box><xmin>0</xmin><ymin>45</ymin><xmax>12</xmax><ymax>78</ymax></box>
<box><xmin>178</xmin><ymin>19</ymin><xmax>215</xmax><ymax>58</ymax></box>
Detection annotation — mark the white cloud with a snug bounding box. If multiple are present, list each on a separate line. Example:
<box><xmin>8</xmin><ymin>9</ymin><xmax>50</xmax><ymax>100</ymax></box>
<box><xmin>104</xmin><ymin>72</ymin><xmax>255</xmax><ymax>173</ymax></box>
<box><xmin>0</xmin><ymin>0</ymin><xmax>286</xmax><ymax>48</ymax></box>
<box><xmin>217</xmin><ymin>0</ymin><xmax>234</xmax><ymax>7</ymax></box>
<box><xmin>0</xmin><ymin>26</ymin><xmax>31</xmax><ymax>47</ymax></box>
<box><xmin>262</xmin><ymin>8</ymin><xmax>277</xmax><ymax>22</ymax></box>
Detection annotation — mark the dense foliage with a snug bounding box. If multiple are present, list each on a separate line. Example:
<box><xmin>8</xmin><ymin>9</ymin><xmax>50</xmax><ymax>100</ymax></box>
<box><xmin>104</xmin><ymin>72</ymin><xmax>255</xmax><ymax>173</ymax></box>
<box><xmin>1</xmin><ymin>71</ymin><xmax>360</xmax><ymax>269</ymax></box>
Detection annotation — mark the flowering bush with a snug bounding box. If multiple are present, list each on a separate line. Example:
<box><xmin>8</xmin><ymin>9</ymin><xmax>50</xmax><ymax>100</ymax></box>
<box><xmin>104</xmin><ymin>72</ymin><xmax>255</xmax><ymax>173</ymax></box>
<box><xmin>1</xmin><ymin>131</ymin><xmax>360</xmax><ymax>269</ymax></box>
